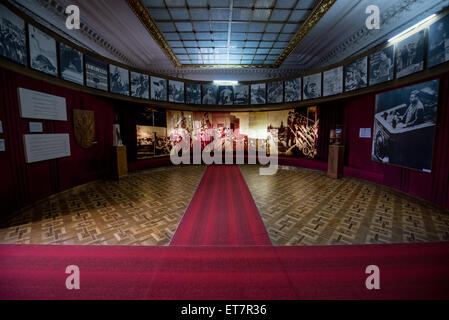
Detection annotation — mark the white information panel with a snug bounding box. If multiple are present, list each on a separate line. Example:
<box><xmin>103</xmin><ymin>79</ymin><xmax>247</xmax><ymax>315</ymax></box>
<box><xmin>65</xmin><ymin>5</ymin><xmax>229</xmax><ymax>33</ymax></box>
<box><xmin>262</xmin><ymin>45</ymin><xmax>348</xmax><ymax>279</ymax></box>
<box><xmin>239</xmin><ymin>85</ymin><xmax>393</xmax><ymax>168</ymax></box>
<box><xmin>29</xmin><ymin>122</ymin><xmax>43</xmax><ymax>133</ymax></box>
<box><xmin>359</xmin><ymin>128</ymin><xmax>372</xmax><ymax>138</ymax></box>
<box><xmin>18</xmin><ymin>88</ymin><xmax>67</xmax><ymax>121</ymax></box>
<box><xmin>0</xmin><ymin>139</ymin><xmax>5</xmax><ymax>152</ymax></box>
<box><xmin>0</xmin><ymin>120</ymin><xmax>3</xmax><ymax>134</ymax></box>
<box><xmin>23</xmin><ymin>134</ymin><xmax>71</xmax><ymax>163</ymax></box>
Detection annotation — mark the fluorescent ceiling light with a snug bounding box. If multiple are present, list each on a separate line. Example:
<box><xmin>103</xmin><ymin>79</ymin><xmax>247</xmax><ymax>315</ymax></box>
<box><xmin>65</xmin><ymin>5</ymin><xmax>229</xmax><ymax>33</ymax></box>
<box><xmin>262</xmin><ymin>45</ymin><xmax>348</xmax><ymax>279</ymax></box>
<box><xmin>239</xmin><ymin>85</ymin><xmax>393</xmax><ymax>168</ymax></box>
<box><xmin>213</xmin><ymin>80</ymin><xmax>239</xmax><ymax>85</ymax></box>
<box><xmin>388</xmin><ymin>14</ymin><xmax>436</xmax><ymax>42</ymax></box>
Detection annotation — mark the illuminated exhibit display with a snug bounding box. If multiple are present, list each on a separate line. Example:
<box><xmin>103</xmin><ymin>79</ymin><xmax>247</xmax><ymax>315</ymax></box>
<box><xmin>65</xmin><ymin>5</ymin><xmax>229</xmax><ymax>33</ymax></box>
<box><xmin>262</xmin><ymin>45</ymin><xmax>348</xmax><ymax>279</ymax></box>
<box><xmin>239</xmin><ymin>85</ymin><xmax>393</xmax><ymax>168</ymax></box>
<box><xmin>136</xmin><ymin>107</ymin><xmax>320</xmax><ymax>160</ymax></box>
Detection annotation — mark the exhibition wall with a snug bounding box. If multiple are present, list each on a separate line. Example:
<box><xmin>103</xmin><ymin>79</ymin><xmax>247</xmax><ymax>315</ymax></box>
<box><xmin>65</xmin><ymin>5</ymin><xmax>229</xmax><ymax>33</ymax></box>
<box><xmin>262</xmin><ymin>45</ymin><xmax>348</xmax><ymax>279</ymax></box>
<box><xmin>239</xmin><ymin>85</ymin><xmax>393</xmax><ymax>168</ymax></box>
<box><xmin>0</xmin><ymin>66</ymin><xmax>448</xmax><ymax>216</ymax></box>
<box><xmin>339</xmin><ymin>74</ymin><xmax>449</xmax><ymax>210</ymax></box>
<box><xmin>1</xmin><ymin>0</ymin><xmax>449</xmax><ymax>215</ymax></box>
<box><xmin>118</xmin><ymin>75</ymin><xmax>449</xmax><ymax>210</ymax></box>
<box><xmin>0</xmin><ymin>67</ymin><xmax>115</xmax><ymax>215</ymax></box>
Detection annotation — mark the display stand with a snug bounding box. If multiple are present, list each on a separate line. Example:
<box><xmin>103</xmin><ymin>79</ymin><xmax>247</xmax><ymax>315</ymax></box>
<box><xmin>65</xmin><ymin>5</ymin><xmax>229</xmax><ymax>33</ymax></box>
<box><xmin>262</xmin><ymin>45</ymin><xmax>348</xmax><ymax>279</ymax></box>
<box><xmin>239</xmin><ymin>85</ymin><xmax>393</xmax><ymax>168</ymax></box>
<box><xmin>327</xmin><ymin>145</ymin><xmax>345</xmax><ymax>179</ymax></box>
<box><xmin>114</xmin><ymin>145</ymin><xmax>128</xmax><ymax>179</ymax></box>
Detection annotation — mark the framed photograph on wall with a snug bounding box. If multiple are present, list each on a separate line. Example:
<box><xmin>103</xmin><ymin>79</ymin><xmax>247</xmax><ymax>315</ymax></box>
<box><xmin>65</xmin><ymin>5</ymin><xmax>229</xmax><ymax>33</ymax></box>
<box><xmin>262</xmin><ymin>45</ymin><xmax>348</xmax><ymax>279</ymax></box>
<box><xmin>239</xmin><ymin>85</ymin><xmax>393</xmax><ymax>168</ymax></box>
<box><xmin>372</xmin><ymin>79</ymin><xmax>439</xmax><ymax>172</ymax></box>
<box><xmin>0</xmin><ymin>3</ymin><xmax>27</xmax><ymax>65</ymax></box>
<box><xmin>267</xmin><ymin>81</ymin><xmax>283</xmax><ymax>103</ymax></box>
<box><xmin>284</xmin><ymin>78</ymin><xmax>301</xmax><ymax>102</ymax></box>
<box><xmin>169</xmin><ymin>80</ymin><xmax>185</xmax><ymax>103</ymax></box>
<box><xmin>233</xmin><ymin>85</ymin><xmax>249</xmax><ymax>105</ymax></box>
<box><xmin>251</xmin><ymin>83</ymin><xmax>266</xmax><ymax>105</ymax></box>
<box><xmin>428</xmin><ymin>14</ymin><xmax>449</xmax><ymax>68</ymax></box>
<box><xmin>345</xmin><ymin>56</ymin><xmax>367</xmax><ymax>92</ymax></box>
<box><xmin>218</xmin><ymin>86</ymin><xmax>234</xmax><ymax>105</ymax></box>
<box><xmin>369</xmin><ymin>45</ymin><xmax>395</xmax><ymax>86</ymax></box>
<box><xmin>109</xmin><ymin>65</ymin><xmax>129</xmax><ymax>96</ymax></box>
<box><xmin>59</xmin><ymin>43</ymin><xmax>83</xmax><ymax>85</ymax></box>
<box><xmin>151</xmin><ymin>76</ymin><xmax>167</xmax><ymax>101</ymax></box>
<box><xmin>202</xmin><ymin>84</ymin><xmax>218</xmax><ymax>105</ymax></box>
<box><xmin>323</xmin><ymin>66</ymin><xmax>343</xmax><ymax>97</ymax></box>
<box><xmin>85</xmin><ymin>56</ymin><xmax>108</xmax><ymax>91</ymax></box>
<box><xmin>186</xmin><ymin>83</ymin><xmax>201</xmax><ymax>104</ymax></box>
<box><xmin>130</xmin><ymin>72</ymin><xmax>149</xmax><ymax>99</ymax></box>
<box><xmin>28</xmin><ymin>25</ymin><xmax>57</xmax><ymax>76</ymax></box>
<box><xmin>303</xmin><ymin>73</ymin><xmax>322</xmax><ymax>100</ymax></box>
<box><xmin>396</xmin><ymin>30</ymin><xmax>426</xmax><ymax>78</ymax></box>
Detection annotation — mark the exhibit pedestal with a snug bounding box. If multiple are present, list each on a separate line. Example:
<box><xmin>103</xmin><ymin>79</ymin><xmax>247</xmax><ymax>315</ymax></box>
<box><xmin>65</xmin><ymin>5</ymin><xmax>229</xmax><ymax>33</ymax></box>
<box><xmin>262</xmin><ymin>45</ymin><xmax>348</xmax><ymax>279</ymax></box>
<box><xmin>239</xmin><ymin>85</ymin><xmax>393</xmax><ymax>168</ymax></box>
<box><xmin>327</xmin><ymin>145</ymin><xmax>345</xmax><ymax>179</ymax></box>
<box><xmin>114</xmin><ymin>146</ymin><xmax>128</xmax><ymax>179</ymax></box>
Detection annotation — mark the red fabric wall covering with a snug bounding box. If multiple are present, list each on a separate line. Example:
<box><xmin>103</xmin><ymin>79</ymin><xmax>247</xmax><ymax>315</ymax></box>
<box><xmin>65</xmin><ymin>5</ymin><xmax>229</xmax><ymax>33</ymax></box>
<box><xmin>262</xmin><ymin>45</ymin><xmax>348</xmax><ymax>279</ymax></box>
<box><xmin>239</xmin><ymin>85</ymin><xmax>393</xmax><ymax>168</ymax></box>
<box><xmin>340</xmin><ymin>73</ymin><xmax>449</xmax><ymax>210</ymax></box>
<box><xmin>0</xmin><ymin>68</ymin><xmax>115</xmax><ymax>215</ymax></box>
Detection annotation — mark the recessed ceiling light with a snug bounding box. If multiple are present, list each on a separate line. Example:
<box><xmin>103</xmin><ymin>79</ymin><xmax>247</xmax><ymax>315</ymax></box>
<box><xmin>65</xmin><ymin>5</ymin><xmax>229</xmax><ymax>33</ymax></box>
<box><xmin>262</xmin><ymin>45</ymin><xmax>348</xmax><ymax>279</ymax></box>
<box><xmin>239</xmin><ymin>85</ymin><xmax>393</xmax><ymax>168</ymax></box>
<box><xmin>213</xmin><ymin>80</ymin><xmax>239</xmax><ymax>85</ymax></box>
<box><xmin>388</xmin><ymin>14</ymin><xmax>436</xmax><ymax>42</ymax></box>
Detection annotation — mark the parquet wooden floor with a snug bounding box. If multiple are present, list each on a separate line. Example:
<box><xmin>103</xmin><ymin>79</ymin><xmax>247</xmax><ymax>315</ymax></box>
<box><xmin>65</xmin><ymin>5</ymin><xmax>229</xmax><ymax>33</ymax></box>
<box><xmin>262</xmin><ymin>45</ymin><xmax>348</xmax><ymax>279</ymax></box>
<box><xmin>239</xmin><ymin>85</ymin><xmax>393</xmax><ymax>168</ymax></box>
<box><xmin>0</xmin><ymin>166</ymin><xmax>205</xmax><ymax>245</ymax></box>
<box><xmin>240</xmin><ymin>165</ymin><xmax>449</xmax><ymax>246</ymax></box>
<box><xmin>1</xmin><ymin>165</ymin><xmax>448</xmax><ymax>246</ymax></box>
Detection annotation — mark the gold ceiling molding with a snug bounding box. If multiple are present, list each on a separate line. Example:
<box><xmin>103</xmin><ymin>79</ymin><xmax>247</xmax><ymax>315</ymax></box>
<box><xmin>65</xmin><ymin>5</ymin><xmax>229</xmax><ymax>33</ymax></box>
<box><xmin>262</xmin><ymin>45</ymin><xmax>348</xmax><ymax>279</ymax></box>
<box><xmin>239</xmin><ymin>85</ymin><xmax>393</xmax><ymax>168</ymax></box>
<box><xmin>274</xmin><ymin>0</ymin><xmax>337</xmax><ymax>68</ymax></box>
<box><xmin>126</xmin><ymin>0</ymin><xmax>181</xmax><ymax>67</ymax></box>
<box><xmin>127</xmin><ymin>0</ymin><xmax>335</xmax><ymax>69</ymax></box>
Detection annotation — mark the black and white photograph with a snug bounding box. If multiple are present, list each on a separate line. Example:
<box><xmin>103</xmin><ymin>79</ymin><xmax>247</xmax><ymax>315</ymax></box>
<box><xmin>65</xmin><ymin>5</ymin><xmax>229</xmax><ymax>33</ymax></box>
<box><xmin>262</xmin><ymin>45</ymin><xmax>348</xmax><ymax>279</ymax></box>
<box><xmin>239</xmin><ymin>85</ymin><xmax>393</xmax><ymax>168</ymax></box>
<box><xmin>233</xmin><ymin>85</ymin><xmax>249</xmax><ymax>105</ymax></box>
<box><xmin>345</xmin><ymin>56</ymin><xmax>367</xmax><ymax>92</ymax></box>
<box><xmin>28</xmin><ymin>25</ymin><xmax>57</xmax><ymax>76</ymax></box>
<box><xmin>109</xmin><ymin>65</ymin><xmax>129</xmax><ymax>96</ymax></box>
<box><xmin>131</xmin><ymin>72</ymin><xmax>149</xmax><ymax>99</ymax></box>
<box><xmin>303</xmin><ymin>73</ymin><xmax>322</xmax><ymax>100</ymax></box>
<box><xmin>267</xmin><ymin>81</ymin><xmax>283</xmax><ymax>103</ymax></box>
<box><xmin>169</xmin><ymin>80</ymin><xmax>185</xmax><ymax>103</ymax></box>
<box><xmin>202</xmin><ymin>84</ymin><xmax>218</xmax><ymax>104</ymax></box>
<box><xmin>323</xmin><ymin>66</ymin><xmax>343</xmax><ymax>97</ymax></box>
<box><xmin>186</xmin><ymin>83</ymin><xmax>201</xmax><ymax>104</ymax></box>
<box><xmin>284</xmin><ymin>78</ymin><xmax>301</xmax><ymax>102</ymax></box>
<box><xmin>0</xmin><ymin>3</ymin><xmax>27</xmax><ymax>65</ymax></box>
<box><xmin>59</xmin><ymin>43</ymin><xmax>83</xmax><ymax>85</ymax></box>
<box><xmin>151</xmin><ymin>76</ymin><xmax>167</xmax><ymax>101</ymax></box>
<box><xmin>218</xmin><ymin>86</ymin><xmax>234</xmax><ymax>105</ymax></box>
<box><xmin>251</xmin><ymin>83</ymin><xmax>266</xmax><ymax>105</ymax></box>
<box><xmin>428</xmin><ymin>14</ymin><xmax>449</xmax><ymax>68</ymax></box>
<box><xmin>372</xmin><ymin>79</ymin><xmax>439</xmax><ymax>171</ymax></box>
<box><xmin>369</xmin><ymin>45</ymin><xmax>395</xmax><ymax>85</ymax></box>
<box><xmin>396</xmin><ymin>30</ymin><xmax>425</xmax><ymax>78</ymax></box>
<box><xmin>85</xmin><ymin>56</ymin><xmax>108</xmax><ymax>91</ymax></box>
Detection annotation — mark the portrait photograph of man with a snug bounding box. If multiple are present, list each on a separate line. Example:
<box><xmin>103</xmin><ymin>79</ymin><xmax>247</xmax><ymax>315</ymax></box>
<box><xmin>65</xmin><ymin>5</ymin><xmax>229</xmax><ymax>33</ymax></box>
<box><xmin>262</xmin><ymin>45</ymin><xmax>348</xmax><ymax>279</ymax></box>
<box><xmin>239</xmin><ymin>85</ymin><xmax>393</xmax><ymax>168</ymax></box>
<box><xmin>396</xmin><ymin>30</ymin><xmax>426</xmax><ymax>78</ymax></box>
<box><xmin>372</xmin><ymin>80</ymin><xmax>439</xmax><ymax>171</ymax></box>
<box><xmin>428</xmin><ymin>13</ymin><xmax>449</xmax><ymax>68</ymax></box>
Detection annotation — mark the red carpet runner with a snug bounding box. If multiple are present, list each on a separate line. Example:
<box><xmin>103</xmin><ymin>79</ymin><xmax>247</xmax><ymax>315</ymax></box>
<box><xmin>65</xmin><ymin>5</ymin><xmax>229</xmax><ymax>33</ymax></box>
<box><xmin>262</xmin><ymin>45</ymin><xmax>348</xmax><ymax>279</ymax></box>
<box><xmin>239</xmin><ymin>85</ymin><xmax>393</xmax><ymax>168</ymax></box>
<box><xmin>1</xmin><ymin>242</ymin><xmax>448</xmax><ymax>299</ymax></box>
<box><xmin>170</xmin><ymin>165</ymin><xmax>271</xmax><ymax>246</ymax></box>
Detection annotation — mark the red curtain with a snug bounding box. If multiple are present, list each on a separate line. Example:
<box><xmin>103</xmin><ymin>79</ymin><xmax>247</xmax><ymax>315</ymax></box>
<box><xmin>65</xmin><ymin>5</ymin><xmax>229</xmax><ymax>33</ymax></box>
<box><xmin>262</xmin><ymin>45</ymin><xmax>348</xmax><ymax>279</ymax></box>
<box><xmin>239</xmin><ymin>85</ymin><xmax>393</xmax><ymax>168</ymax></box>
<box><xmin>316</xmin><ymin>101</ymin><xmax>344</xmax><ymax>161</ymax></box>
<box><xmin>0</xmin><ymin>68</ymin><xmax>115</xmax><ymax>215</ymax></box>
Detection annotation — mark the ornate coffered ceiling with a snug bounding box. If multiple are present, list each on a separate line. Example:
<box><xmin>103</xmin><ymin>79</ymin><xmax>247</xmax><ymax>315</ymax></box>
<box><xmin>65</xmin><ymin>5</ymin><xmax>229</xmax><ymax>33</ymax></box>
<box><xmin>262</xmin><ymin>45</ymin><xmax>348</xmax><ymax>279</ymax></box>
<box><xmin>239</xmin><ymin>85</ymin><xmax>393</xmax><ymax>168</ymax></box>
<box><xmin>7</xmin><ymin>0</ymin><xmax>449</xmax><ymax>81</ymax></box>
<box><xmin>126</xmin><ymin>0</ymin><xmax>329</xmax><ymax>68</ymax></box>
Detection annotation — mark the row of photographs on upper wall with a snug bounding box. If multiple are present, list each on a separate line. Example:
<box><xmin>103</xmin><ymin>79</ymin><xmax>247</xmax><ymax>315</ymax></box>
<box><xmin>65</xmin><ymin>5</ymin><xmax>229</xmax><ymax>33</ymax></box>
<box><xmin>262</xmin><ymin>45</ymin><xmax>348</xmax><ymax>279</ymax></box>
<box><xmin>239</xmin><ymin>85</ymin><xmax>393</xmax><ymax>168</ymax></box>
<box><xmin>1</xmin><ymin>3</ymin><xmax>449</xmax><ymax>106</ymax></box>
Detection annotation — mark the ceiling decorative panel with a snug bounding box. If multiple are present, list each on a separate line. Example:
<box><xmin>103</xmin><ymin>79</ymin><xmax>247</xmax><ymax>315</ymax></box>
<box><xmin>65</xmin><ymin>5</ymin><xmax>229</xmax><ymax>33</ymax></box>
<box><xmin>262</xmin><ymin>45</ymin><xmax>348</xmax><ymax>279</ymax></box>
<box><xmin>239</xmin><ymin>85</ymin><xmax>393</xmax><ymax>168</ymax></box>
<box><xmin>135</xmin><ymin>0</ymin><xmax>321</xmax><ymax>67</ymax></box>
